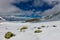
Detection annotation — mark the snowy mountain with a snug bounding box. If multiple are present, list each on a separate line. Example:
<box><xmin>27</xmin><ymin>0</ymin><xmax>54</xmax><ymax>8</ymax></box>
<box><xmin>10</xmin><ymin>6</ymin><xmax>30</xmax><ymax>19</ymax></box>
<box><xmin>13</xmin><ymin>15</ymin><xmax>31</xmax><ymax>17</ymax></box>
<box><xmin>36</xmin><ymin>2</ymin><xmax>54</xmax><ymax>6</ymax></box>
<box><xmin>38</xmin><ymin>12</ymin><xmax>60</xmax><ymax>22</ymax></box>
<box><xmin>25</xmin><ymin>11</ymin><xmax>60</xmax><ymax>22</ymax></box>
<box><xmin>0</xmin><ymin>17</ymin><xmax>6</xmax><ymax>22</ymax></box>
<box><xmin>2</xmin><ymin>16</ymin><xmax>33</xmax><ymax>21</ymax></box>
<box><xmin>1</xmin><ymin>10</ymin><xmax>60</xmax><ymax>22</ymax></box>
<box><xmin>0</xmin><ymin>21</ymin><xmax>60</xmax><ymax>40</ymax></box>
<box><xmin>47</xmin><ymin>12</ymin><xmax>60</xmax><ymax>21</ymax></box>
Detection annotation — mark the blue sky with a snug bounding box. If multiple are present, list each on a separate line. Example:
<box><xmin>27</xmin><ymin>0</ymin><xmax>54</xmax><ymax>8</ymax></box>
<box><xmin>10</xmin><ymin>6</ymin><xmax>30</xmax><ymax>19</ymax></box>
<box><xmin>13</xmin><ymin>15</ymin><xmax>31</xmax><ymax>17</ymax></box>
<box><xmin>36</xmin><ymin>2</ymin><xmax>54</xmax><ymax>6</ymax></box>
<box><xmin>13</xmin><ymin>0</ymin><xmax>54</xmax><ymax>12</ymax></box>
<box><xmin>12</xmin><ymin>0</ymin><xmax>57</xmax><ymax>18</ymax></box>
<box><xmin>0</xmin><ymin>0</ymin><xmax>60</xmax><ymax>18</ymax></box>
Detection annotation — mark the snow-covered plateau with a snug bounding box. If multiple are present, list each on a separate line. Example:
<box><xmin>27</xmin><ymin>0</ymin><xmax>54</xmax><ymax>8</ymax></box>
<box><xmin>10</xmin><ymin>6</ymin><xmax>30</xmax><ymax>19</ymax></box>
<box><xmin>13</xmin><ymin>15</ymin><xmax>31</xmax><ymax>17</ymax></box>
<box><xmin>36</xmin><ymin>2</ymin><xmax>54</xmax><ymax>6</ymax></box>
<box><xmin>0</xmin><ymin>21</ymin><xmax>60</xmax><ymax>40</ymax></box>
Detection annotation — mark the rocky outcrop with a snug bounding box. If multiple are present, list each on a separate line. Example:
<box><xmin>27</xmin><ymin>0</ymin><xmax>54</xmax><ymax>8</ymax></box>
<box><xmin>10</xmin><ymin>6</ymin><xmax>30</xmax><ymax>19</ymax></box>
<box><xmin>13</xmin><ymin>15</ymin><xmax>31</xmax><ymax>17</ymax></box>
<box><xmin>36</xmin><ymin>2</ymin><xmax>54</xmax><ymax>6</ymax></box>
<box><xmin>26</xmin><ymin>18</ymin><xmax>40</xmax><ymax>22</ymax></box>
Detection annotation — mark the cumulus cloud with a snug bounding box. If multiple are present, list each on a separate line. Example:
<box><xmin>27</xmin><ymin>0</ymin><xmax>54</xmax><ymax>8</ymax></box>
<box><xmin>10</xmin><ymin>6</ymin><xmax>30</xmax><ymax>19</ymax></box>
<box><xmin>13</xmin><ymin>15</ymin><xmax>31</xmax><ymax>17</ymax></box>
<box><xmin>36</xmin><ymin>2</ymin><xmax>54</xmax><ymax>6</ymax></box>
<box><xmin>32</xmin><ymin>0</ymin><xmax>44</xmax><ymax>7</ymax></box>
<box><xmin>32</xmin><ymin>0</ymin><xmax>60</xmax><ymax>17</ymax></box>
<box><xmin>0</xmin><ymin>0</ymin><xmax>34</xmax><ymax>16</ymax></box>
<box><xmin>0</xmin><ymin>0</ymin><xmax>60</xmax><ymax>18</ymax></box>
<box><xmin>42</xmin><ymin>0</ymin><xmax>60</xmax><ymax>16</ymax></box>
<box><xmin>0</xmin><ymin>0</ymin><xmax>20</xmax><ymax>15</ymax></box>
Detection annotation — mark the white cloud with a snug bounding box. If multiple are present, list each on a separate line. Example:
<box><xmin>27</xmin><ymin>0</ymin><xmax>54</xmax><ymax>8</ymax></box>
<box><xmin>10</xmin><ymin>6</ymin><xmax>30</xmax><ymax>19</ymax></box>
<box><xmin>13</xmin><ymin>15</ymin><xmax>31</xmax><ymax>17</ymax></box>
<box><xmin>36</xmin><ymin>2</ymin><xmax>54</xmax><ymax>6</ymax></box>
<box><xmin>0</xmin><ymin>0</ymin><xmax>34</xmax><ymax>16</ymax></box>
<box><xmin>42</xmin><ymin>1</ymin><xmax>60</xmax><ymax>16</ymax></box>
<box><xmin>0</xmin><ymin>0</ymin><xmax>20</xmax><ymax>15</ymax></box>
<box><xmin>32</xmin><ymin>0</ymin><xmax>44</xmax><ymax>7</ymax></box>
<box><xmin>0</xmin><ymin>0</ymin><xmax>60</xmax><ymax>18</ymax></box>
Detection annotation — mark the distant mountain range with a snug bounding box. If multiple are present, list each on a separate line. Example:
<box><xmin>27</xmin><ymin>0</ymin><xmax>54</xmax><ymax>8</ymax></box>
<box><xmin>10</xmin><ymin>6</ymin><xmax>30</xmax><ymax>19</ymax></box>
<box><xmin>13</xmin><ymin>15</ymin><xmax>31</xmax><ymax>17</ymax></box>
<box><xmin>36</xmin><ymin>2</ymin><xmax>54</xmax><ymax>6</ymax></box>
<box><xmin>0</xmin><ymin>17</ymin><xmax>6</xmax><ymax>22</ymax></box>
<box><xmin>2</xmin><ymin>16</ymin><xmax>33</xmax><ymax>21</ymax></box>
<box><xmin>25</xmin><ymin>12</ymin><xmax>60</xmax><ymax>22</ymax></box>
<box><xmin>42</xmin><ymin>12</ymin><xmax>60</xmax><ymax>21</ymax></box>
<box><xmin>0</xmin><ymin>11</ymin><xmax>60</xmax><ymax>22</ymax></box>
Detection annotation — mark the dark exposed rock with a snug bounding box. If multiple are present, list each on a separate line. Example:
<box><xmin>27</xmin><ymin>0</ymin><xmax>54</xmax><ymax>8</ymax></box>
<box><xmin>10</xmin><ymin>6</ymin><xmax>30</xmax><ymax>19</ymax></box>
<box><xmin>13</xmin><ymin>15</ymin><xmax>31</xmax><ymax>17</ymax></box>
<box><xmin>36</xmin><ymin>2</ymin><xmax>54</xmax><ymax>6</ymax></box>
<box><xmin>26</xmin><ymin>18</ymin><xmax>40</xmax><ymax>22</ymax></box>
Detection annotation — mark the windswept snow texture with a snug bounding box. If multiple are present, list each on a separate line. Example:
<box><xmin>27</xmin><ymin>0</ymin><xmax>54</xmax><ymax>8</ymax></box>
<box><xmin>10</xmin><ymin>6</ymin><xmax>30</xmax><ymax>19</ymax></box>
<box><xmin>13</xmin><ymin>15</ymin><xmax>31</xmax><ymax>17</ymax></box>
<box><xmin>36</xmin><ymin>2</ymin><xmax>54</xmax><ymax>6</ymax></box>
<box><xmin>0</xmin><ymin>21</ymin><xmax>60</xmax><ymax>40</ymax></box>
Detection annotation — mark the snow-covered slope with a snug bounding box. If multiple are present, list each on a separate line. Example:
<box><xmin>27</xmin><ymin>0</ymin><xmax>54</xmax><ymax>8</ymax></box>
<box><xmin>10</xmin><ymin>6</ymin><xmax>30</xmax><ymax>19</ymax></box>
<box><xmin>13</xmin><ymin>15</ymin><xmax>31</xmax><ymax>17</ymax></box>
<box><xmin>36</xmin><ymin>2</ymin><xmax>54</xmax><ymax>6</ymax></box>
<box><xmin>0</xmin><ymin>17</ymin><xmax>6</xmax><ymax>22</ymax></box>
<box><xmin>42</xmin><ymin>12</ymin><xmax>60</xmax><ymax>21</ymax></box>
<box><xmin>2</xmin><ymin>16</ymin><xmax>33</xmax><ymax>21</ymax></box>
<box><xmin>0</xmin><ymin>21</ymin><xmax>60</xmax><ymax>40</ymax></box>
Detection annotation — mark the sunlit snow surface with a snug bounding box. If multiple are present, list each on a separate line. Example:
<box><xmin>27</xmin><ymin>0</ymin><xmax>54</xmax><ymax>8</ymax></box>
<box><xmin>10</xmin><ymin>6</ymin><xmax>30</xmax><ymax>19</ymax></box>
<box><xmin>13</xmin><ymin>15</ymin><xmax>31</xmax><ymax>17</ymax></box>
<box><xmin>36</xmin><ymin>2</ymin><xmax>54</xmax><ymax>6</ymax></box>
<box><xmin>0</xmin><ymin>21</ymin><xmax>60</xmax><ymax>40</ymax></box>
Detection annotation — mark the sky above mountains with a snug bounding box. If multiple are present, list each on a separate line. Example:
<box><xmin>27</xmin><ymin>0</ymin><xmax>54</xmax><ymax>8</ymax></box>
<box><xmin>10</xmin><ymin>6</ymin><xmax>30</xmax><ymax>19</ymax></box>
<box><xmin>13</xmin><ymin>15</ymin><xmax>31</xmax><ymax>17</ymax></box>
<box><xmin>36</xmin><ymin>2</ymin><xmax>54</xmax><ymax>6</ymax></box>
<box><xmin>0</xmin><ymin>0</ymin><xmax>60</xmax><ymax>18</ymax></box>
